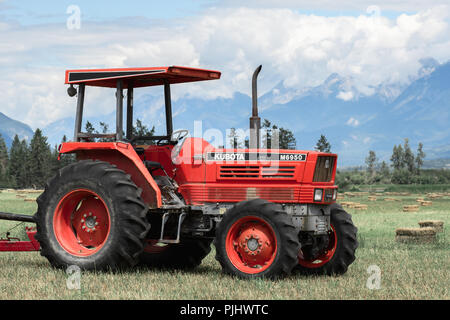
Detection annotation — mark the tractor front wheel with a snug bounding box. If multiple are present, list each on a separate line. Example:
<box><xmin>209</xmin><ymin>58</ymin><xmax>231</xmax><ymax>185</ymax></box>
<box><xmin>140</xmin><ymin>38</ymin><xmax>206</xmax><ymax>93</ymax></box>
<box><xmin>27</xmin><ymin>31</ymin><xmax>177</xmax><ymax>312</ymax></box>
<box><xmin>34</xmin><ymin>160</ymin><xmax>150</xmax><ymax>270</ymax></box>
<box><xmin>295</xmin><ymin>203</ymin><xmax>358</xmax><ymax>275</ymax></box>
<box><xmin>214</xmin><ymin>199</ymin><xmax>300</xmax><ymax>279</ymax></box>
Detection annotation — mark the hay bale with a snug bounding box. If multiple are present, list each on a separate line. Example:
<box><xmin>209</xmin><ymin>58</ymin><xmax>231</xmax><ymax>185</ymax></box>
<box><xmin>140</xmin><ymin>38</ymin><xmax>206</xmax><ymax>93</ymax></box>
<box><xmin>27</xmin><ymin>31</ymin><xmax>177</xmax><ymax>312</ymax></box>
<box><xmin>418</xmin><ymin>220</ymin><xmax>444</xmax><ymax>233</ymax></box>
<box><xmin>368</xmin><ymin>196</ymin><xmax>377</xmax><ymax>201</ymax></box>
<box><xmin>354</xmin><ymin>204</ymin><xmax>368</xmax><ymax>210</ymax></box>
<box><xmin>16</xmin><ymin>194</ymin><xmax>26</xmax><ymax>198</ymax></box>
<box><xmin>400</xmin><ymin>192</ymin><xmax>411</xmax><ymax>196</ymax></box>
<box><xmin>345</xmin><ymin>192</ymin><xmax>356</xmax><ymax>197</ymax></box>
<box><xmin>403</xmin><ymin>205</ymin><xmax>419</xmax><ymax>212</ymax></box>
<box><xmin>384</xmin><ymin>197</ymin><xmax>396</xmax><ymax>202</ymax></box>
<box><xmin>26</xmin><ymin>190</ymin><xmax>43</xmax><ymax>194</ymax></box>
<box><xmin>23</xmin><ymin>198</ymin><xmax>36</xmax><ymax>202</ymax></box>
<box><xmin>395</xmin><ymin>227</ymin><xmax>436</xmax><ymax>243</ymax></box>
<box><xmin>420</xmin><ymin>201</ymin><xmax>432</xmax><ymax>206</ymax></box>
<box><xmin>340</xmin><ymin>201</ymin><xmax>355</xmax><ymax>208</ymax></box>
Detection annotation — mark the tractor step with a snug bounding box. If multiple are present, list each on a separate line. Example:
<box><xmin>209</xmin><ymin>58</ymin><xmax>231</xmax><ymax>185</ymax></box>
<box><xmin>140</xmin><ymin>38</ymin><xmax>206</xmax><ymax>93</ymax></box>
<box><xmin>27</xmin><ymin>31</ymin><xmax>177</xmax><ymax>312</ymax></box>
<box><xmin>158</xmin><ymin>211</ymin><xmax>186</xmax><ymax>244</ymax></box>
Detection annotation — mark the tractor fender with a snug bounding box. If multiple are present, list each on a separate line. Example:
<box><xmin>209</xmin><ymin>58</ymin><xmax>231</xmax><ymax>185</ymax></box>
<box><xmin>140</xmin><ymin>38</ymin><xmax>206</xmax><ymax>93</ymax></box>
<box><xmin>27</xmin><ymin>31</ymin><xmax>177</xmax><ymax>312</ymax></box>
<box><xmin>58</xmin><ymin>142</ymin><xmax>162</xmax><ymax>208</ymax></box>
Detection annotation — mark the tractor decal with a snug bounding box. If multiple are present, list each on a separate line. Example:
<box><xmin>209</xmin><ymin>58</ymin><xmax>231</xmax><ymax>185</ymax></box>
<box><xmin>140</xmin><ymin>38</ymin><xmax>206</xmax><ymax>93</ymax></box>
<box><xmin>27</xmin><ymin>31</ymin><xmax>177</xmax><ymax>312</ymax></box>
<box><xmin>206</xmin><ymin>152</ymin><xmax>307</xmax><ymax>162</ymax></box>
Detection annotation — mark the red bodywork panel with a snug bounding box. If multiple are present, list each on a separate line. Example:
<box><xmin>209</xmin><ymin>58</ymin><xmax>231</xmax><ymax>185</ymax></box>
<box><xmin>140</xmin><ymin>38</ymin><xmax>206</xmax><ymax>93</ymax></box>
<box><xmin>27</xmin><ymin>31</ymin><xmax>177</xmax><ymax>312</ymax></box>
<box><xmin>59</xmin><ymin>142</ymin><xmax>162</xmax><ymax>208</ymax></box>
<box><xmin>140</xmin><ymin>138</ymin><xmax>338</xmax><ymax>206</ymax></box>
<box><xmin>59</xmin><ymin>138</ymin><xmax>337</xmax><ymax>207</ymax></box>
<box><xmin>65</xmin><ymin>66</ymin><xmax>221</xmax><ymax>88</ymax></box>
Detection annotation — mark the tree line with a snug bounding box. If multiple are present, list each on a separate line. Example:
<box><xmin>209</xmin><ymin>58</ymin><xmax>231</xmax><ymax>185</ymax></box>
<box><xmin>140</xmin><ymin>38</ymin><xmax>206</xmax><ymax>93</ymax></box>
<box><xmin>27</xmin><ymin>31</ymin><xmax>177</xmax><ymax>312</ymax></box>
<box><xmin>0</xmin><ymin>120</ymin><xmax>155</xmax><ymax>189</ymax></box>
<box><xmin>336</xmin><ymin>137</ymin><xmax>450</xmax><ymax>189</ymax></box>
<box><xmin>0</xmin><ymin>130</ymin><xmax>74</xmax><ymax>189</ymax></box>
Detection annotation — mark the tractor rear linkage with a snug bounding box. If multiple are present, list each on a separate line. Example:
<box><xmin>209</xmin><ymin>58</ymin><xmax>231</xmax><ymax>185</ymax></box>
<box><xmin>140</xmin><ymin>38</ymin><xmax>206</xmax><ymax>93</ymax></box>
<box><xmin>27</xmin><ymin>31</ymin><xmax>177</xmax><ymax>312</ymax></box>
<box><xmin>0</xmin><ymin>212</ymin><xmax>40</xmax><ymax>252</ymax></box>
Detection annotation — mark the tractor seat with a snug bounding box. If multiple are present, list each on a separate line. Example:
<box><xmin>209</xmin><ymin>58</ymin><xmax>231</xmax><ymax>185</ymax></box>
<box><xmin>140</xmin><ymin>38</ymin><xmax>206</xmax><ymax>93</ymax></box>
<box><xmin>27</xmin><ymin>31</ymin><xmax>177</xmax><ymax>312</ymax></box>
<box><xmin>144</xmin><ymin>160</ymin><xmax>164</xmax><ymax>174</ymax></box>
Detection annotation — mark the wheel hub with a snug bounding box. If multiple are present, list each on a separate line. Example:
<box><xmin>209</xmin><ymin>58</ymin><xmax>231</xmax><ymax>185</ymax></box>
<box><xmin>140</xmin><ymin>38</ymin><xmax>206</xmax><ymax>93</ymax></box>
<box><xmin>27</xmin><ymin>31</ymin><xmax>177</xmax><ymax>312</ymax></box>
<box><xmin>82</xmin><ymin>213</ymin><xmax>98</xmax><ymax>231</ymax></box>
<box><xmin>226</xmin><ymin>217</ymin><xmax>277</xmax><ymax>273</ymax></box>
<box><xmin>53</xmin><ymin>189</ymin><xmax>111</xmax><ymax>256</ymax></box>
<box><xmin>246</xmin><ymin>237</ymin><xmax>259</xmax><ymax>251</ymax></box>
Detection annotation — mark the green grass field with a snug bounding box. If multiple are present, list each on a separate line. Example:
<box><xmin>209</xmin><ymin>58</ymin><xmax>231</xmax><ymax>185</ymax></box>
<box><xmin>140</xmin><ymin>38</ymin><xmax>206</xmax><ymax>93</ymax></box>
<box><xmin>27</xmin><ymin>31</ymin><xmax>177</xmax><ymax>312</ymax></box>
<box><xmin>0</xmin><ymin>189</ymin><xmax>448</xmax><ymax>300</ymax></box>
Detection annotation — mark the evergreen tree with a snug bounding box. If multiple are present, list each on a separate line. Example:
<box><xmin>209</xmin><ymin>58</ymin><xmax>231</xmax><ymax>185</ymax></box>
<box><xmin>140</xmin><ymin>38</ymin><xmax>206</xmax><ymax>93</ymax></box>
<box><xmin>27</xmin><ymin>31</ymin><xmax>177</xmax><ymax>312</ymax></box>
<box><xmin>0</xmin><ymin>134</ymin><xmax>8</xmax><ymax>184</ymax></box>
<box><xmin>365</xmin><ymin>150</ymin><xmax>377</xmax><ymax>183</ymax></box>
<box><xmin>228</xmin><ymin>128</ymin><xmax>242</xmax><ymax>149</ymax></box>
<box><xmin>132</xmin><ymin>119</ymin><xmax>155</xmax><ymax>145</ymax></box>
<box><xmin>97</xmin><ymin>122</ymin><xmax>114</xmax><ymax>142</ymax></box>
<box><xmin>279</xmin><ymin>127</ymin><xmax>296</xmax><ymax>149</ymax></box>
<box><xmin>28</xmin><ymin>129</ymin><xmax>52</xmax><ymax>188</ymax></box>
<box><xmin>9</xmin><ymin>135</ymin><xmax>29</xmax><ymax>188</ymax></box>
<box><xmin>85</xmin><ymin>121</ymin><xmax>95</xmax><ymax>134</ymax></box>
<box><xmin>261</xmin><ymin>119</ymin><xmax>296</xmax><ymax>150</ymax></box>
<box><xmin>261</xmin><ymin>119</ymin><xmax>272</xmax><ymax>148</ymax></box>
<box><xmin>402</xmin><ymin>138</ymin><xmax>415</xmax><ymax>173</ymax></box>
<box><xmin>315</xmin><ymin>134</ymin><xmax>331</xmax><ymax>152</ymax></box>
<box><xmin>390</xmin><ymin>144</ymin><xmax>404</xmax><ymax>170</ymax></box>
<box><xmin>415</xmin><ymin>142</ymin><xmax>426</xmax><ymax>174</ymax></box>
<box><xmin>59</xmin><ymin>135</ymin><xmax>75</xmax><ymax>168</ymax></box>
<box><xmin>379</xmin><ymin>161</ymin><xmax>390</xmax><ymax>181</ymax></box>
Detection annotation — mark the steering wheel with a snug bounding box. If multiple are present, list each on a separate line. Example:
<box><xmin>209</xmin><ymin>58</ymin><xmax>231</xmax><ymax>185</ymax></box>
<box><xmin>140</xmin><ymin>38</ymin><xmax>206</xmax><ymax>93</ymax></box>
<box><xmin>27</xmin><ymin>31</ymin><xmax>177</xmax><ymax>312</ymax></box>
<box><xmin>170</xmin><ymin>129</ymin><xmax>189</xmax><ymax>143</ymax></box>
<box><xmin>170</xmin><ymin>130</ymin><xmax>190</xmax><ymax>164</ymax></box>
<box><xmin>156</xmin><ymin>129</ymin><xmax>190</xmax><ymax>146</ymax></box>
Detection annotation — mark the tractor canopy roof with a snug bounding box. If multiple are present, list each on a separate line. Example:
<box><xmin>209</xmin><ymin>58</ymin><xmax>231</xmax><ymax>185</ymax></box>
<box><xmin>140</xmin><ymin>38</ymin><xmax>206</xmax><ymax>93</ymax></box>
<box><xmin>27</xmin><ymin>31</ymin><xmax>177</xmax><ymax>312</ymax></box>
<box><xmin>65</xmin><ymin>66</ymin><xmax>221</xmax><ymax>88</ymax></box>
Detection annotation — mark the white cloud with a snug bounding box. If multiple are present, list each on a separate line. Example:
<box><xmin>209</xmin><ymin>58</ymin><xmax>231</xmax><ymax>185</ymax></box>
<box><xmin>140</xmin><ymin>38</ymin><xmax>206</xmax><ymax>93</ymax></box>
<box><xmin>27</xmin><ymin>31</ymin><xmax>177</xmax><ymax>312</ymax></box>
<box><xmin>337</xmin><ymin>91</ymin><xmax>354</xmax><ymax>101</ymax></box>
<box><xmin>0</xmin><ymin>5</ymin><xmax>450</xmax><ymax>129</ymax></box>
<box><xmin>346</xmin><ymin>117</ymin><xmax>360</xmax><ymax>127</ymax></box>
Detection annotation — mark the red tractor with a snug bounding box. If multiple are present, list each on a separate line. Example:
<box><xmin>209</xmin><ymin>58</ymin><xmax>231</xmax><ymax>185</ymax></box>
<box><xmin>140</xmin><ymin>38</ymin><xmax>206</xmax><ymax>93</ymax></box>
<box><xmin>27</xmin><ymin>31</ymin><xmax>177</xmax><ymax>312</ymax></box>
<box><xmin>0</xmin><ymin>65</ymin><xmax>357</xmax><ymax>278</ymax></box>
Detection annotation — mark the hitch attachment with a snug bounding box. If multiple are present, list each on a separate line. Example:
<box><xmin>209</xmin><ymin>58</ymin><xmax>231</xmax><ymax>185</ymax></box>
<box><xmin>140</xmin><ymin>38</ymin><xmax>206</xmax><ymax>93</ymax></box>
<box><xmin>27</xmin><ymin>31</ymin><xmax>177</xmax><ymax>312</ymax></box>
<box><xmin>0</xmin><ymin>212</ymin><xmax>40</xmax><ymax>252</ymax></box>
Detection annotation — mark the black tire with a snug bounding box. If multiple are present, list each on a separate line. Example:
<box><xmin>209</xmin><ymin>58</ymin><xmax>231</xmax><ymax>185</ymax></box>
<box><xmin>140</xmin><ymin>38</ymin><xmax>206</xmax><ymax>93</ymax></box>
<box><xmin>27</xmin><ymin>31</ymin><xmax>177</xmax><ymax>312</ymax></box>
<box><xmin>139</xmin><ymin>238</ymin><xmax>212</xmax><ymax>269</ymax></box>
<box><xmin>214</xmin><ymin>199</ymin><xmax>300</xmax><ymax>279</ymax></box>
<box><xmin>34</xmin><ymin>160</ymin><xmax>151</xmax><ymax>270</ymax></box>
<box><xmin>295</xmin><ymin>203</ymin><xmax>358</xmax><ymax>275</ymax></box>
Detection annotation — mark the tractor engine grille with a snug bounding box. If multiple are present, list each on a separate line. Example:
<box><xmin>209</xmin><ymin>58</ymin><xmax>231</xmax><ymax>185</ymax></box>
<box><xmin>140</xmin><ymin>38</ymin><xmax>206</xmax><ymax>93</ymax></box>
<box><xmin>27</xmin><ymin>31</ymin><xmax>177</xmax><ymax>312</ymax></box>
<box><xmin>219</xmin><ymin>166</ymin><xmax>295</xmax><ymax>179</ymax></box>
<box><xmin>313</xmin><ymin>156</ymin><xmax>335</xmax><ymax>182</ymax></box>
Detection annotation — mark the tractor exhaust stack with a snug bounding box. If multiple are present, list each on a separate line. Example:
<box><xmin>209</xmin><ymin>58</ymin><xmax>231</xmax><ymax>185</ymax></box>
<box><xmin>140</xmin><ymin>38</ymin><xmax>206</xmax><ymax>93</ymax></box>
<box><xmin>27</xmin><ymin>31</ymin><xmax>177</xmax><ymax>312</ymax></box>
<box><xmin>249</xmin><ymin>65</ymin><xmax>262</xmax><ymax>149</ymax></box>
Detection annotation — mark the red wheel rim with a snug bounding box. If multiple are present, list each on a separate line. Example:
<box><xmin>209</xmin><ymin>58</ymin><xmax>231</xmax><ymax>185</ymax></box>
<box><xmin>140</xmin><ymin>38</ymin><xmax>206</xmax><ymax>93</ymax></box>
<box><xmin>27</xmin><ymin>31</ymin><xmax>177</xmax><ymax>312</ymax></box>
<box><xmin>225</xmin><ymin>216</ymin><xmax>277</xmax><ymax>274</ymax></box>
<box><xmin>298</xmin><ymin>225</ymin><xmax>337</xmax><ymax>268</ymax></box>
<box><xmin>53</xmin><ymin>189</ymin><xmax>111</xmax><ymax>257</ymax></box>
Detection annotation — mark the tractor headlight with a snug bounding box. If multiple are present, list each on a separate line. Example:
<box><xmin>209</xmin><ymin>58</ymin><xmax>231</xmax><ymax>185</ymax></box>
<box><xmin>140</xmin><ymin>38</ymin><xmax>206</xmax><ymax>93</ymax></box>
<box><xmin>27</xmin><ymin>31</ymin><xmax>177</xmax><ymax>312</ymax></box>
<box><xmin>314</xmin><ymin>189</ymin><xmax>323</xmax><ymax>202</ymax></box>
<box><xmin>332</xmin><ymin>189</ymin><xmax>337</xmax><ymax>201</ymax></box>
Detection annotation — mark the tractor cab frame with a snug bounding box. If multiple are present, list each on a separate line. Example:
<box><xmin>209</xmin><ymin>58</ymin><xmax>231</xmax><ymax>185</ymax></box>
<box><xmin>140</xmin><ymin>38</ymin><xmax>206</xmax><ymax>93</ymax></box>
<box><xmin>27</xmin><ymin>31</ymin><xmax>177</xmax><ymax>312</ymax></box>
<box><xmin>66</xmin><ymin>66</ymin><xmax>221</xmax><ymax>144</ymax></box>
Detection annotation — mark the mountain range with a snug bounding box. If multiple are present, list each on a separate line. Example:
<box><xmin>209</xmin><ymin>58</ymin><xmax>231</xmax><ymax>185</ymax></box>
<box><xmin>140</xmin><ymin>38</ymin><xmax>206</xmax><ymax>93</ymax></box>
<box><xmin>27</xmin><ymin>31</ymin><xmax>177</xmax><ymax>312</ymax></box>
<box><xmin>0</xmin><ymin>112</ymin><xmax>34</xmax><ymax>147</ymax></box>
<box><xmin>1</xmin><ymin>58</ymin><xmax>449</xmax><ymax>167</ymax></box>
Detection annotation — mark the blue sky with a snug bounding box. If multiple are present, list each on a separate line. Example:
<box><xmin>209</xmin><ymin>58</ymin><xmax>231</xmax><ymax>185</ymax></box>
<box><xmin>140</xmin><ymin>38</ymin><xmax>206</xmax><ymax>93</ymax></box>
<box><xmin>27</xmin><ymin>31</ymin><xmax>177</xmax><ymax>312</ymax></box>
<box><xmin>0</xmin><ymin>0</ymin><xmax>449</xmax><ymax>130</ymax></box>
<box><xmin>0</xmin><ymin>0</ymin><xmax>430</xmax><ymax>25</ymax></box>
<box><xmin>0</xmin><ymin>0</ymin><xmax>215</xmax><ymax>24</ymax></box>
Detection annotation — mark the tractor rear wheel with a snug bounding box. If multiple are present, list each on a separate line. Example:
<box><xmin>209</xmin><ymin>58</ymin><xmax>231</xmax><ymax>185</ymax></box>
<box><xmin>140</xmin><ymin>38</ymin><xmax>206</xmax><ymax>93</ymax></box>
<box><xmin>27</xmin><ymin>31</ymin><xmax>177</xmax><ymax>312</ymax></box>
<box><xmin>295</xmin><ymin>203</ymin><xmax>358</xmax><ymax>275</ymax></box>
<box><xmin>139</xmin><ymin>238</ymin><xmax>212</xmax><ymax>269</ymax></box>
<box><xmin>214</xmin><ymin>199</ymin><xmax>300</xmax><ymax>279</ymax></box>
<box><xmin>34</xmin><ymin>160</ymin><xmax>150</xmax><ymax>270</ymax></box>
